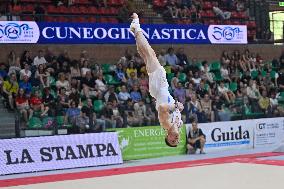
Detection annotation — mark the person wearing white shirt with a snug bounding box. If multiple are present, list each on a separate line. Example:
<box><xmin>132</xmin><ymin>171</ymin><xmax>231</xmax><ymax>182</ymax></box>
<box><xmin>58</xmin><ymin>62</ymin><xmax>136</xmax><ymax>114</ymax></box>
<box><xmin>95</xmin><ymin>73</ymin><xmax>107</xmax><ymax>93</ymax></box>
<box><xmin>118</xmin><ymin>85</ymin><xmax>131</xmax><ymax>103</ymax></box>
<box><xmin>19</xmin><ymin>63</ymin><xmax>32</xmax><ymax>80</ymax></box>
<box><xmin>218</xmin><ymin>81</ymin><xmax>235</xmax><ymax>103</ymax></box>
<box><xmin>33</xmin><ymin>50</ymin><xmax>47</xmax><ymax>66</ymax></box>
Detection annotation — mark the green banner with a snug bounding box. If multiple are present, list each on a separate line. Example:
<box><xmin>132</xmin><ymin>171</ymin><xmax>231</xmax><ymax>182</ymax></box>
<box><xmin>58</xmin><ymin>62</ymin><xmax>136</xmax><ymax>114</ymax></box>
<box><xmin>108</xmin><ymin>126</ymin><xmax>187</xmax><ymax>160</ymax></box>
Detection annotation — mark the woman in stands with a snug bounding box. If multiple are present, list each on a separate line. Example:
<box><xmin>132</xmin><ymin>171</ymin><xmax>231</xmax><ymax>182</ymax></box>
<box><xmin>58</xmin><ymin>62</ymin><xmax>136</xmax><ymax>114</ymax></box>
<box><xmin>15</xmin><ymin>88</ymin><xmax>30</xmax><ymax>124</ymax></box>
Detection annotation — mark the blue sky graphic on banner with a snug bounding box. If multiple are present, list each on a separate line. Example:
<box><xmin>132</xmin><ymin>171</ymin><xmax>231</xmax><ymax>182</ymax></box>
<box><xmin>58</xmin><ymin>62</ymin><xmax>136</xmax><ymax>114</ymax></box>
<box><xmin>0</xmin><ymin>21</ymin><xmax>248</xmax><ymax>44</ymax></box>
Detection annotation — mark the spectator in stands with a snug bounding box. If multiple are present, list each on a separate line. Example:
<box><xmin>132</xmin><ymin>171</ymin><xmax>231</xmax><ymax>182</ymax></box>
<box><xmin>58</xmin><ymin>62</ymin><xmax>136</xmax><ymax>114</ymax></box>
<box><xmin>236</xmin><ymin>0</ymin><xmax>245</xmax><ymax>12</ymax></box>
<box><xmin>33</xmin><ymin>3</ymin><xmax>45</xmax><ymax>22</ymax></box>
<box><xmin>165</xmin><ymin>0</ymin><xmax>180</xmax><ymax>18</ymax></box>
<box><xmin>118</xmin><ymin>85</ymin><xmax>131</xmax><ymax>103</ymax></box>
<box><xmin>81</xmin><ymin>60</ymin><xmax>91</xmax><ymax>77</ymax></box>
<box><xmin>184</xmin><ymin>93</ymin><xmax>202</xmax><ymax>122</ymax></box>
<box><xmin>258</xmin><ymin>90</ymin><xmax>271</xmax><ymax>116</ymax></box>
<box><xmin>190</xmin><ymin>4</ymin><xmax>199</xmax><ymax>23</ymax></box>
<box><xmin>81</xmin><ymin>71</ymin><xmax>97</xmax><ymax>99</ymax></box>
<box><xmin>174</xmin><ymin>82</ymin><xmax>186</xmax><ymax>104</ymax></box>
<box><xmin>130</xmin><ymin>85</ymin><xmax>142</xmax><ymax>103</ymax></box>
<box><xmin>126</xmin><ymin>61</ymin><xmax>137</xmax><ymax>78</ymax></box>
<box><xmin>124</xmin><ymin>99</ymin><xmax>139</xmax><ymax>127</ymax></box>
<box><xmin>221</xmin><ymin>51</ymin><xmax>231</xmax><ymax>66</ymax></box>
<box><xmin>165</xmin><ymin>47</ymin><xmax>180</xmax><ymax>71</ymax></box>
<box><xmin>65</xmin><ymin>100</ymin><xmax>81</xmax><ymax>125</ymax></box>
<box><xmin>277</xmin><ymin>67</ymin><xmax>284</xmax><ymax>92</ymax></box>
<box><xmin>218</xmin><ymin>81</ymin><xmax>235</xmax><ymax>103</ymax></box>
<box><xmin>118</xmin><ymin>49</ymin><xmax>133</xmax><ymax>68</ymax></box>
<box><xmin>115</xmin><ymin>63</ymin><xmax>127</xmax><ymax>83</ymax></box>
<box><xmin>33</xmin><ymin>50</ymin><xmax>47</xmax><ymax>66</ymax></box>
<box><xmin>187</xmin><ymin>120</ymin><xmax>206</xmax><ymax>154</ymax></box>
<box><xmin>29</xmin><ymin>90</ymin><xmax>49</xmax><ymax>118</ymax></box>
<box><xmin>104</xmin><ymin>85</ymin><xmax>118</xmax><ymax>103</ymax></box>
<box><xmin>221</xmin><ymin>64</ymin><xmax>231</xmax><ymax>82</ymax></box>
<box><xmin>84</xmin><ymin>98</ymin><xmax>106</xmax><ymax>132</ymax></box>
<box><xmin>20</xmin><ymin>50</ymin><xmax>33</xmax><ymax>68</ymax></box>
<box><xmin>19</xmin><ymin>75</ymin><xmax>32</xmax><ymax>98</ymax></box>
<box><xmin>20</xmin><ymin>63</ymin><xmax>32</xmax><ymax>80</ymax></box>
<box><xmin>15</xmin><ymin>88</ymin><xmax>30</xmax><ymax>124</ymax></box>
<box><xmin>158</xmin><ymin>49</ymin><xmax>167</xmax><ymax>67</ymax></box>
<box><xmin>127</xmin><ymin>72</ymin><xmax>139</xmax><ymax>89</ymax></box>
<box><xmin>7</xmin><ymin>50</ymin><xmax>17</xmax><ymax>67</ymax></box>
<box><xmin>56</xmin><ymin>87</ymin><xmax>70</xmax><ymax>115</ymax></box>
<box><xmin>192</xmin><ymin>71</ymin><xmax>202</xmax><ymax>87</ymax></box>
<box><xmin>56</xmin><ymin>72</ymin><xmax>70</xmax><ymax>93</ymax></box>
<box><xmin>0</xmin><ymin>63</ymin><xmax>7</xmax><ymax>81</ymax></box>
<box><xmin>42</xmin><ymin>87</ymin><xmax>55</xmax><ymax>115</ymax></box>
<box><xmin>179</xmin><ymin>4</ymin><xmax>190</xmax><ymax>19</ymax></box>
<box><xmin>101</xmin><ymin>101</ymin><xmax>116</xmax><ymax>128</ymax></box>
<box><xmin>201</xmin><ymin>61</ymin><xmax>214</xmax><ymax>84</ymax></box>
<box><xmin>176</xmin><ymin>47</ymin><xmax>189</xmax><ymax>66</ymax></box>
<box><xmin>34</xmin><ymin>64</ymin><xmax>49</xmax><ymax>88</ymax></box>
<box><xmin>134</xmin><ymin>99</ymin><xmax>150</xmax><ymax>126</ymax></box>
<box><xmin>200</xmin><ymin>93</ymin><xmax>213</xmax><ymax>122</ymax></box>
<box><xmin>8</xmin><ymin>57</ymin><xmax>21</xmax><ymax>76</ymax></box>
<box><xmin>185</xmin><ymin>82</ymin><xmax>195</xmax><ymax>99</ymax></box>
<box><xmin>74</xmin><ymin>106</ymin><xmax>90</xmax><ymax>133</ymax></box>
<box><xmin>213</xmin><ymin>2</ymin><xmax>231</xmax><ymax>20</ymax></box>
<box><xmin>70</xmin><ymin>60</ymin><xmax>81</xmax><ymax>90</ymax></box>
<box><xmin>69</xmin><ymin>87</ymin><xmax>81</xmax><ymax>105</ymax></box>
<box><xmin>3</xmin><ymin>73</ymin><xmax>18</xmax><ymax>110</ymax></box>
<box><xmin>246</xmin><ymin>79</ymin><xmax>260</xmax><ymax>111</ymax></box>
<box><xmin>95</xmin><ymin>73</ymin><xmax>107</xmax><ymax>93</ymax></box>
<box><xmin>196</xmin><ymin>80</ymin><xmax>209</xmax><ymax>99</ymax></box>
<box><xmin>139</xmin><ymin>72</ymin><xmax>149</xmax><ymax>91</ymax></box>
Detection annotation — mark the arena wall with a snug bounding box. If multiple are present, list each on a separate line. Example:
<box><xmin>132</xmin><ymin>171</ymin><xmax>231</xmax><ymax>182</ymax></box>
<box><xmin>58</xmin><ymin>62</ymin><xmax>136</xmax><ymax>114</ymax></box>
<box><xmin>0</xmin><ymin>44</ymin><xmax>283</xmax><ymax>64</ymax></box>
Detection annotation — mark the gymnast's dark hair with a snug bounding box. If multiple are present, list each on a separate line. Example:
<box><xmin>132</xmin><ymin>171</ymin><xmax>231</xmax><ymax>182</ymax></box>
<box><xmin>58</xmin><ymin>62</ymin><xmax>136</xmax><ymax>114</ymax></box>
<box><xmin>165</xmin><ymin>137</ymin><xmax>178</xmax><ymax>148</ymax></box>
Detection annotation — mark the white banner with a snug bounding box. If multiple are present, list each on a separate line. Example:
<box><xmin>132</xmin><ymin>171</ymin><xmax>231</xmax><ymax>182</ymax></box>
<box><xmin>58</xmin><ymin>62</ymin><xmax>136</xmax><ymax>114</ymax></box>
<box><xmin>208</xmin><ymin>25</ymin><xmax>248</xmax><ymax>44</ymax></box>
<box><xmin>0</xmin><ymin>21</ymin><xmax>39</xmax><ymax>43</ymax></box>
<box><xmin>186</xmin><ymin>120</ymin><xmax>254</xmax><ymax>153</ymax></box>
<box><xmin>0</xmin><ymin>133</ymin><xmax>122</xmax><ymax>175</ymax></box>
<box><xmin>254</xmin><ymin>117</ymin><xmax>284</xmax><ymax>148</ymax></box>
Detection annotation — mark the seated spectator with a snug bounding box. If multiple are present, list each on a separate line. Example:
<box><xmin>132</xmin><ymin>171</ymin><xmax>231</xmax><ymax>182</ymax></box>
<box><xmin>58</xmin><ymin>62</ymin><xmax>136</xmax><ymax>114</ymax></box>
<box><xmin>174</xmin><ymin>82</ymin><xmax>186</xmax><ymax>104</ymax></box>
<box><xmin>81</xmin><ymin>71</ymin><xmax>98</xmax><ymax>98</ymax></box>
<box><xmin>139</xmin><ymin>72</ymin><xmax>149</xmax><ymax>91</ymax></box>
<box><xmin>101</xmin><ymin>101</ymin><xmax>116</xmax><ymax>128</ymax></box>
<box><xmin>20</xmin><ymin>50</ymin><xmax>33</xmax><ymax>68</ymax></box>
<box><xmin>221</xmin><ymin>64</ymin><xmax>231</xmax><ymax>82</ymax></box>
<box><xmin>258</xmin><ymin>90</ymin><xmax>271</xmax><ymax>115</ymax></box>
<box><xmin>127</xmin><ymin>72</ymin><xmax>139</xmax><ymax>89</ymax></box>
<box><xmin>0</xmin><ymin>63</ymin><xmax>8</xmax><ymax>82</ymax></box>
<box><xmin>118</xmin><ymin>85</ymin><xmax>131</xmax><ymax>103</ymax></box>
<box><xmin>180</xmin><ymin>5</ymin><xmax>190</xmax><ymax>18</ymax></box>
<box><xmin>3</xmin><ymin>73</ymin><xmax>19</xmax><ymax>110</ymax></box>
<box><xmin>165</xmin><ymin>47</ymin><xmax>180</xmax><ymax>71</ymax></box>
<box><xmin>19</xmin><ymin>75</ymin><xmax>32</xmax><ymax>97</ymax></box>
<box><xmin>19</xmin><ymin>63</ymin><xmax>32</xmax><ymax>80</ymax></box>
<box><xmin>8</xmin><ymin>57</ymin><xmax>21</xmax><ymax>76</ymax></box>
<box><xmin>213</xmin><ymin>2</ymin><xmax>231</xmax><ymax>20</ymax></box>
<box><xmin>176</xmin><ymin>47</ymin><xmax>189</xmax><ymax>66</ymax></box>
<box><xmin>84</xmin><ymin>98</ymin><xmax>106</xmax><ymax>132</ymax></box>
<box><xmin>185</xmin><ymin>82</ymin><xmax>195</xmax><ymax>99</ymax></box>
<box><xmin>158</xmin><ymin>49</ymin><xmax>167</xmax><ymax>67</ymax></box>
<box><xmin>65</xmin><ymin>101</ymin><xmax>81</xmax><ymax>125</ymax></box>
<box><xmin>124</xmin><ymin>99</ymin><xmax>140</xmax><ymax>126</ymax></box>
<box><xmin>74</xmin><ymin>106</ymin><xmax>90</xmax><ymax>133</ymax></box>
<box><xmin>134</xmin><ymin>100</ymin><xmax>150</xmax><ymax>126</ymax></box>
<box><xmin>34</xmin><ymin>64</ymin><xmax>49</xmax><ymax>88</ymax></box>
<box><xmin>29</xmin><ymin>90</ymin><xmax>49</xmax><ymax>118</ymax></box>
<box><xmin>115</xmin><ymin>63</ymin><xmax>127</xmax><ymax>83</ymax></box>
<box><xmin>183</xmin><ymin>93</ymin><xmax>204</xmax><ymax>123</ymax></box>
<box><xmin>165</xmin><ymin>0</ymin><xmax>179</xmax><ymax>18</ymax></box>
<box><xmin>191</xmin><ymin>72</ymin><xmax>202</xmax><ymax>87</ymax></box>
<box><xmin>246</xmin><ymin>79</ymin><xmax>260</xmax><ymax>111</ymax></box>
<box><xmin>218</xmin><ymin>81</ymin><xmax>235</xmax><ymax>103</ymax></box>
<box><xmin>33</xmin><ymin>50</ymin><xmax>47</xmax><ymax>66</ymax></box>
<box><xmin>95</xmin><ymin>73</ymin><xmax>107</xmax><ymax>93</ymax></box>
<box><xmin>69</xmin><ymin>87</ymin><xmax>81</xmax><ymax>105</ymax></box>
<box><xmin>130</xmin><ymin>85</ymin><xmax>142</xmax><ymax>103</ymax></box>
<box><xmin>190</xmin><ymin>4</ymin><xmax>200</xmax><ymax>23</ymax></box>
<box><xmin>221</xmin><ymin>51</ymin><xmax>231</xmax><ymax>66</ymax></box>
<box><xmin>81</xmin><ymin>60</ymin><xmax>91</xmax><ymax>77</ymax></box>
<box><xmin>187</xmin><ymin>120</ymin><xmax>206</xmax><ymax>154</ymax></box>
<box><xmin>7</xmin><ymin>50</ymin><xmax>17</xmax><ymax>68</ymax></box>
<box><xmin>70</xmin><ymin>60</ymin><xmax>82</xmax><ymax>89</ymax></box>
<box><xmin>196</xmin><ymin>80</ymin><xmax>209</xmax><ymax>99</ymax></box>
<box><xmin>15</xmin><ymin>88</ymin><xmax>30</xmax><ymax>124</ymax></box>
<box><xmin>104</xmin><ymin>85</ymin><xmax>118</xmax><ymax>103</ymax></box>
<box><xmin>42</xmin><ymin>87</ymin><xmax>55</xmax><ymax>115</ymax></box>
<box><xmin>56</xmin><ymin>87</ymin><xmax>70</xmax><ymax>115</ymax></box>
<box><xmin>200</xmin><ymin>94</ymin><xmax>213</xmax><ymax>122</ymax></box>
<box><xmin>56</xmin><ymin>72</ymin><xmax>70</xmax><ymax>93</ymax></box>
<box><xmin>126</xmin><ymin>61</ymin><xmax>137</xmax><ymax>78</ymax></box>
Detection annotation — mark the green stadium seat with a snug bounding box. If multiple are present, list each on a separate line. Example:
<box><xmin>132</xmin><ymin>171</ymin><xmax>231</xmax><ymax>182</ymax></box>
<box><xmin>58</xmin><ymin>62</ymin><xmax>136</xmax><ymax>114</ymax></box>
<box><xmin>102</xmin><ymin>64</ymin><xmax>112</xmax><ymax>74</ymax></box>
<box><xmin>244</xmin><ymin>105</ymin><xmax>264</xmax><ymax>119</ymax></box>
<box><xmin>250</xmin><ymin>70</ymin><xmax>259</xmax><ymax>79</ymax></box>
<box><xmin>42</xmin><ymin>117</ymin><xmax>54</xmax><ymax>129</ymax></box>
<box><xmin>178</xmin><ymin>73</ymin><xmax>187</xmax><ymax>83</ymax></box>
<box><xmin>166</xmin><ymin>73</ymin><xmax>175</xmax><ymax>83</ymax></box>
<box><xmin>229</xmin><ymin>82</ymin><xmax>238</xmax><ymax>92</ymax></box>
<box><xmin>210</xmin><ymin>61</ymin><xmax>221</xmax><ymax>71</ymax></box>
<box><xmin>204</xmin><ymin>83</ymin><xmax>210</xmax><ymax>91</ymax></box>
<box><xmin>261</xmin><ymin>70</ymin><xmax>267</xmax><ymax>77</ymax></box>
<box><xmin>103</xmin><ymin>74</ymin><xmax>121</xmax><ymax>85</ymax></box>
<box><xmin>213</xmin><ymin>71</ymin><xmax>223</xmax><ymax>81</ymax></box>
<box><xmin>56</xmin><ymin>116</ymin><xmax>65</xmax><ymax>126</ymax></box>
<box><xmin>28</xmin><ymin>117</ymin><xmax>42</xmax><ymax>129</ymax></box>
<box><xmin>270</xmin><ymin>70</ymin><xmax>276</xmax><ymax>79</ymax></box>
<box><xmin>93</xmin><ymin>100</ymin><xmax>104</xmax><ymax>112</ymax></box>
<box><xmin>49</xmin><ymin>76</ymin><xmax>56</xmax><ymax>87</ymax></box>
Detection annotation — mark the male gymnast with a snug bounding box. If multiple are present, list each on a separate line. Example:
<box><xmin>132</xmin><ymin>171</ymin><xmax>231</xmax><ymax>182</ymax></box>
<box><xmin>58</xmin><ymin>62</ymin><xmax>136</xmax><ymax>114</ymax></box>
<box><xmin>130</xmin><ymin>13</ymin><xmax>184</xmax><ymax>147</ymax></box>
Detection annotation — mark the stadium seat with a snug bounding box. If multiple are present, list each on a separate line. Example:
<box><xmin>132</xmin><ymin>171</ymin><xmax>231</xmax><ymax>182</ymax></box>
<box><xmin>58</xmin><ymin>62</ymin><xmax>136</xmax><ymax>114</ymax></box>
<box><xmin>178</xmin><ymin>73</ymin><xmax>187</xmax><ymax>83</ymax></box>
<box><xmin>28</xmin><ymin>117</ymin><xmax>42</xmax><ymax>129</ymax></box>
<box><xmin>210</xmin><ymin>61</ymin><xmax>221</xmax><ymax>71</ymax></box>
<box><xmin>56</xmin><ymin>116</ymin><xmax>65</xmax><ymax>127</ymax></box>
<box><xmin>229</xmin><ymin>82</ymin><xmax>238</xmax><ymax>92</ymax></box>
<box><xmin>104</xmin><ymin>74</ymin><xmax>121</xmax><ymax>85</ymax></box>
<box><xmin>250</xmin><ymin>70</ymin><xmax>259</xmax><ymax>79</ymax></box>
<box><xmin>166</xmin><ymin>73</ymin><xmax>175</xmax><ymax>83</ymax></box>
<box><xmin>213</xmin><ymin>72</ymin><xmax>223</xmax><ymax>81</ymax></box>
<box><xmin>93</xmin><ymin>100</ymin><xmax>104</xmax><ymax>113</ymax></box>
<box><xmin>102</xmin><ymin>64</ymin><xmax>112</xmax><ymax>74</ymax></box>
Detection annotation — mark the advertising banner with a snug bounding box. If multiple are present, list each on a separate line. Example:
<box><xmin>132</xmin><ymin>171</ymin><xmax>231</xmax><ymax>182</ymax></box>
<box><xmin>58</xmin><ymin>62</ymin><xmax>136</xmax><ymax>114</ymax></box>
<box><xmin>0</xmin><ymin>21</ymin><xmax>248</xmax><ymax>44</ymax></box>
<box><xmin>110</xmin><ymin>126</ymin><xmax>187</xmax><ymax>160</ymax></box>
<box><xmin>254</xmin><ymin>117</ymin><xmax>284</xmax><ymax>148</ymax></box>
<box><xmin>186</xmin><ymin>120</ymin><xmax>254</xmax><ymax>153</ymax></box>
<box><xmin>0</xmin><ymin>133</ymin><xmax>122</xmax><ymax>175</ymax></box>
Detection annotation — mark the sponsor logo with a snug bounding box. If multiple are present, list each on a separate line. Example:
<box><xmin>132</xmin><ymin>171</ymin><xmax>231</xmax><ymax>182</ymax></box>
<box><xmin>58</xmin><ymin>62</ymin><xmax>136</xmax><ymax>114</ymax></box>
<box><xmin>208</xmin><ymin>25</ymin><xmax>247</xmax><ymax>44</ymax></box>
<box><xmin>257</xmin><ymin>123</ymin><xmax>266</xmax><ymax>130</ymax></box>
<box><xmin>211</xmin><ymin>126</ymin><xmax>250</xmax><ymax>142</ymax></box>
<box><xmin>0</xmin><ymin>21</ymin><xmax>39</xmax><ymax>43</ymax></box>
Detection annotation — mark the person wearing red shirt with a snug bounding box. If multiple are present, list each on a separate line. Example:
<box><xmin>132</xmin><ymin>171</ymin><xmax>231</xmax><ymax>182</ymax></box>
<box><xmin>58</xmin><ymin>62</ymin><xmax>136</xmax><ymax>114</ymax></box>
<box><xmin>15</xmin><ymin>88</ymin><xmax>30</xmax><ymax>123</ymax></box>
<box><xmin>29</xmin><ymin>90</ymin><xmax>49</xmax><ymax>118</ymax></box>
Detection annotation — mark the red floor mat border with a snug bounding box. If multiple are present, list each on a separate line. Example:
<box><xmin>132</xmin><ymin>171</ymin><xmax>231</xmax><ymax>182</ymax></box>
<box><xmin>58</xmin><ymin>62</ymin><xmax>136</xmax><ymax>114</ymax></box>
<box><xmin>1</xmin><ymin>152</ymin><xmax>283</xmax><ymax>187</ymax></box>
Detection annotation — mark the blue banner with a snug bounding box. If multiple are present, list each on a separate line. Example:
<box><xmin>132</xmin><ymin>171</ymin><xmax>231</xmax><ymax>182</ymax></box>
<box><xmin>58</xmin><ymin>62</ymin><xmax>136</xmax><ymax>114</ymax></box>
<box><xmin>0</xmin><ymin>21</ymin><xmax>248</xmax><ymax>44</ymax></box>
